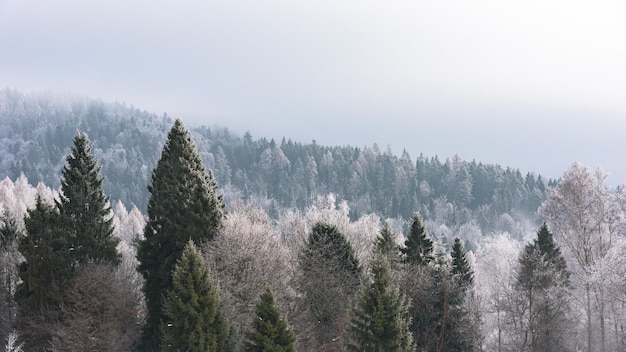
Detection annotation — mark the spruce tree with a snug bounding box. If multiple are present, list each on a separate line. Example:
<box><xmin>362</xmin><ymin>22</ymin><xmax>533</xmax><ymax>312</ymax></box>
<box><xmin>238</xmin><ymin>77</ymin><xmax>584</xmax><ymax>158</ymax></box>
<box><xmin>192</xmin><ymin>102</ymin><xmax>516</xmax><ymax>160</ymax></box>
<box><xmin>451</xmin><ymin>237</ymin><xmax>473</xmax><ymax>289</ymax></box>
<box><xmin>299</xmin><ymin>222</ymin><xmax>361</xmax><ymax>346</ymax></box>
<box><xmin>402</xmin><ymin>213</ymin><xmax>433</xmax><ymax>265</ymax></box>
<box><xmin>0</xmin><ymin>210</ymin><xmax>21</xmax><ymax>339</ymax></box>
<box><xmin>514</xmin><ymin>223</ymin><xmax>571</xmax><ymax>351</ymax></box>
<box><xmin>161</xmin><ymin>240</ymin><xmax>228</xmax><ymax>352</ymax></box>
<box><xmin>138</xmin><ymin>118</ymin><xmax>224</xmax><ymax>350</ymax></box>
<box><xmin>14</xmin><ymin>196</ymin><xmax>73</xmax><ymax>349</ymax></box>
<box><xmin>345</xmin><ymin>251</ymin><xmax>414</xmax><ymax>352</ymax></box>
<box><xmin>374</xmin><ymin>222</ymin><xmax>402</xmax><ymax>269</ymax></box>
<box><xmin>57</xmin><ymin>132</ymin><xmax>120</xmax><ymax>265</ymax></box>
<box><xmin>244</xmin><ymin>288</ymin><xmax>296</xmax><ymax>352</ymax></box>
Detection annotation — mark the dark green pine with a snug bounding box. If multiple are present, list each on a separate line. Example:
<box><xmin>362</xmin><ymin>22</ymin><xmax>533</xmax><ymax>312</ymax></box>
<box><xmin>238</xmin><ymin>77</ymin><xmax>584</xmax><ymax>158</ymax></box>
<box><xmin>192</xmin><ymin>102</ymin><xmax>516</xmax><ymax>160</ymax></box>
<box><xmin>244</xmin><ymin>288</ymin><xmax>296</xmax><ymax>352</ymax></box>
<box><xmin>56</xmin><ymin>132</ymin><xmax>120</xmax><ymax>265</ymax></box>
<box><xmin>161</xmin><ymin>240</ymin><xmax>229</xmax><ymax>352</ymax></box>
<box><xmin>345</xmin><ymin>252</ymin><xmax>414</xmax><ymax>352</ymax></box>
<box><xmin>374</xmin><ymin>222</ymin><xmax>402</xmax><ymax>269</ymax></box>
<box><xmin>451</xmin><ymin>237</ymin><xmax>474</xmax><ymax>289</ymax></box>
<box><xmin>15</xmin><ymin>196</ymin><xmax>73</xmax><ymax>318</ymax></box>
<box><xmin>138</xmin><ymin>119</ymin><xmax>224</xmax><ymax>351</ymax></box>
<box><xmin>401</xmin><ymin>213</ymin><xmax>434</xmax><ymax>266</ymax></box>
<box><xmin>535</xmin><ymin>223</ymin><xmax>568</xmax><ymax>276</ymax></box>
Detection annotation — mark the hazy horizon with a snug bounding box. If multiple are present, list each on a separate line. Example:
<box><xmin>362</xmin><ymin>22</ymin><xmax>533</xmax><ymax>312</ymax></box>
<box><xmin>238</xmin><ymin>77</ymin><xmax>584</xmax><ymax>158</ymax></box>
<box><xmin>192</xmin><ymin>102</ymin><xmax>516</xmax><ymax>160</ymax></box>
<box><xmin>1</xmin><ymin>1</ymin><xmax>625</xmax><ymax>184</ymax></box>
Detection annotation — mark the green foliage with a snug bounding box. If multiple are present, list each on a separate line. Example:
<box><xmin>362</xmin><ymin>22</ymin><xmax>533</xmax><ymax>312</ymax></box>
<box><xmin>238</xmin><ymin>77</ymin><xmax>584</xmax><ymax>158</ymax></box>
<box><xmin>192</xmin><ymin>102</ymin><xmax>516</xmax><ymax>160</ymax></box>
<box><xmin>374</xmin><ymin>222</ymin><xmax>402</xmax><ymax>269</ymax></box>
<box><xmin>244</xmin><ymin>288</ymin><xmax>296</xmax><ymax>352</ymax></box>
<box><xmin>514</xmin><ymin>223</ymin><xmax>571</xmax><ymax>351</ymax></box>
<box><xmin>15</xmin><ymin>196</ymin><xmax>73</xmax><ymax>322</ymax></box>
<box><xmin>137</xmin><ymin>119</ymin><xmax>224</xmax><ymax>350</ymax></box>
<box><xmin>57</xmin><ymin>132</ymin><xmax>120</xmax><ymax>265</ymax></box>
<box><xmin>161</xmin><ymin>240</ymin><xmax>228</xmax><ymax>352</ymax></box>
<box><xmin>299</xmin><ymin>222</ymin><xmax>361</xmax><ymax>345</ymax></box>
<box><xmin>0</xmin><ymin>210</ymin><xmax>21</xmax><ymax>339</ymax></box>
<box><xmin>451</xmin><ymin>237</ymin><xmax>473</xmax><ymax>289</ymax></box>
<box><xmin>345</xmin><ymin>252</ymin><xmax>414</xmax><ymax>352</ymax></box>
<box><xmin>402</xmin><ymin>213</ymin><xmax>433</xmax><ymax>266</ymax></box>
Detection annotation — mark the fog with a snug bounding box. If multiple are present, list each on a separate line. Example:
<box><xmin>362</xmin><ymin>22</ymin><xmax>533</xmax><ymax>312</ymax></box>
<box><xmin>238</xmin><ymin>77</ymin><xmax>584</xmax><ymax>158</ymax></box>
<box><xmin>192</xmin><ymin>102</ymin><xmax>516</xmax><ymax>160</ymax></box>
<box><xmin>1</xmin><ymin>0</ymin><xmax>625</xmax><ymax>183</ymax></box>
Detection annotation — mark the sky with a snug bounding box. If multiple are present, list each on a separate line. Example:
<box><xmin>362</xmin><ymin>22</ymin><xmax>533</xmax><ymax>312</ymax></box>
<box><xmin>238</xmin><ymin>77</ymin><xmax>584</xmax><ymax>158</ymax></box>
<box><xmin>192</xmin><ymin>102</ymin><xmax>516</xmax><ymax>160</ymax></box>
<box><xmin>1</xmin><ymin>0</ymin><xmax>626</xmax><ymax>184</ymax></box>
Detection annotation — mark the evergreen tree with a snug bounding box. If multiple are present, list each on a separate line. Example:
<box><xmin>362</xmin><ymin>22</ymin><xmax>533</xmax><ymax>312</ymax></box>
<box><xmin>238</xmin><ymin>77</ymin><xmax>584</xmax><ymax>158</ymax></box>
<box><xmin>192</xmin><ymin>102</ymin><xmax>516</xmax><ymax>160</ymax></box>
<box><xmin>345</xmin><ymin>251</ymin><xmax>414</xmax><ymax>352</ymax></box>
<box><xmin>161</xmin><ymin>240</ymin><xmax>228</xmax><ymax>352</ymax></box>
<box><xmin>514</xmin><ymin>223</ymin><xmax>571</xmax><ymax>352</ymax></box>
<box><xmin>14</xmin><ymin>196</ymin><xmax>73</xmax><ymax>349</ymax></box>
<box><xmin>244</xmin><ymin>288</ymin><xmax>296</xmax><ymax>352</ymax></box>
<box><xmin>138</xmin><ymin>119</ymin><xmax>224</xmax><ymax>350</ymax></box>
<box><xmin>451</xmin><ymin>237</ymin><xmax>473</xmax><ymax>289</ymax></box>
<box><xmin>402</xmin><ymin>213</ymin><xmax>433</xmax><ymax>265</ymax></box>
<box><xmin>57</xmin><ymin>132</ymin><xmax>120</xmax><ymax>265</ymax></box>
<box><xmin>373</xmin><ymin>222</ymin><xmax>402</xmax><ymax>269</ymax></box>
<box><xmin>299</xmin><ymin>222</ymin><xmax>361</xmax><ymax>347</ymax></box>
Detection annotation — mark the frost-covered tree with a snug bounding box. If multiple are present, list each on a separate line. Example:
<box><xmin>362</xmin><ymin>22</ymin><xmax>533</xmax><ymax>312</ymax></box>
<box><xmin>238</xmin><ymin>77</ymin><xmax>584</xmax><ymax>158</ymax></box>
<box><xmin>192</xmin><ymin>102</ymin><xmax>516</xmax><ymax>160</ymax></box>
<box><xmin>345</xmin><ymin>251</ymin><xmax>414</xmax><ymax>352</ymax></box>
<box><xmin>539</xmin><ymin>163</ymin><xmax>624</xmax><ymax>352</ymax></box>
<box><xmin>137</xmin><ymin>119</ymin><xmax>224</xmax><ymax>350</ymax></box>
<box><xmin>204</xmin><ymin>204</ymin><xmax>296</xmax><ymax>350</ymax></box>
<box><xmin>161</xmin><ymin>240</ymin><xmax>228</xmax><ymax>352</ymax></box>
<box><xmin>243</xmin><ymin>288</ymin><xmax>296</xmax><ymax>352</ymax></box>
<box><xmin>0</xmin><ymin>210</ymin><xmax>21</xmax><ymax>340</ymax></box>
<box><xmin>57</xmin><ymin>132</ymin><xmax>120</xmax><ymax>265</ymax></box>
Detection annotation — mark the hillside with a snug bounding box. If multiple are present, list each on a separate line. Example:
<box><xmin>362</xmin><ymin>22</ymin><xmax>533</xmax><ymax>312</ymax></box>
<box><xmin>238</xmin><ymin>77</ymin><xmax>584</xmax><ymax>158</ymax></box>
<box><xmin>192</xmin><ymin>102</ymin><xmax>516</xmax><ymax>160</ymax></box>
<box><xmin>0</xmin><ymin>88</ymin><xmax>551</xmax><ymax>239</ymax></box>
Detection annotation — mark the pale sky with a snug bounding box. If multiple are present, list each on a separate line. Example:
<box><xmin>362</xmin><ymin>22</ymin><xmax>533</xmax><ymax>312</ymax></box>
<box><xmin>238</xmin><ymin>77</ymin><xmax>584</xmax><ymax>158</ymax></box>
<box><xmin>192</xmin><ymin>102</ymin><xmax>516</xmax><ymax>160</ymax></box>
<box><xmin>1</xmin><ymin>1</ymin><xmax>625</xmax><ymax>184</ymax></box>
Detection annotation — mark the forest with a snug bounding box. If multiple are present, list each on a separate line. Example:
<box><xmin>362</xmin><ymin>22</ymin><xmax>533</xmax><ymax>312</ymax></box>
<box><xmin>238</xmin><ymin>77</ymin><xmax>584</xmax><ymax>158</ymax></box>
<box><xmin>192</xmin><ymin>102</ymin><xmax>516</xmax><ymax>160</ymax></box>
<box><xmin>1</xmin><ymin>90</ymin><xmax>626</xmax><ymax>352</ymax></box>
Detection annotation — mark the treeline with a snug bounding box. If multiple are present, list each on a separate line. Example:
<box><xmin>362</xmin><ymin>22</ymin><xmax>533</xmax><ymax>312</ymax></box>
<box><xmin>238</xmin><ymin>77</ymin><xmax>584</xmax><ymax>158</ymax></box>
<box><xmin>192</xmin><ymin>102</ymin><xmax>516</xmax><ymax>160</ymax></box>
<box><xmin>1</xmin><ymin>120</ymin><xmax>626</xmax><ymax>351</ymax></box>
<box><xmin>0</xmin><ymin>88</ymin><xmax>552</xmax><ymax>238</ymax></box>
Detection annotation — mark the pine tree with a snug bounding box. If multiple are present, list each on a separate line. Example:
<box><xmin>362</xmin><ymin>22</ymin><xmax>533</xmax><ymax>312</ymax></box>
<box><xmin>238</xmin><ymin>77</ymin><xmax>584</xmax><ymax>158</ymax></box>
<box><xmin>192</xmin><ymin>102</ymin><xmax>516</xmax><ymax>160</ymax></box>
<box><xmin>57</xmin><ymin>132</ymin><xmax>120</xmax><ymax>265</ymax></box>
<box><xmin>244</xmin><ymin>288</ymin><xmax>296</xmax><ymax>352</ymax></box>
<box><xmin>345</xmin><ymin>252</ymin><xmax>414</xmax><ymax>352</ymax></box>
<box><xmin>138</xmin><ymin>119</ymin><xmax>224</xmax><ymax>350</ymax></box>
<box><xmin>374</xmin><ymin>222</ymin><xmax>402</xmax><ymax>269</ymax></box>
<box><xmin>402</xmin><ymin>213</ymin><xmax>433</xmax><ymax>265</ymax></box>
<box><xmin>160</xmin><ymin>240</ymin><xmax>228</xmax><ymax>352</ymax></box>
<box><xmin>514</xmin><ymin>223</ymin><xmax>571</xmax><ymax>352</ymax></box>
<box><xmin>15</xmin><ymin>196</ymin><xmax>72</xmax><ymax>314</ymax></box>
<box><xmin>14</xmin><ymin>196</ymin><xmax>73</xmax><ymax>349</ymax></box>
<box><xmin>451</xmin><ymin>237</ymin><xmax>473</xmax><ymax>289</ymax></box>
<box><xmin>299</xmin><ymin>222</ymin><xmax>361</xmax><ymax>346</ymax></box>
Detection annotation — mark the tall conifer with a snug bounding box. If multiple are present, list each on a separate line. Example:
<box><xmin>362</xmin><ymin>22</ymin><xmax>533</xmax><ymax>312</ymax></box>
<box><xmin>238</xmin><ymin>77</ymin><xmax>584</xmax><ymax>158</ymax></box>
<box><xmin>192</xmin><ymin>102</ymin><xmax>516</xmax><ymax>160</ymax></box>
<box><xmin>57</xmin><ymin>132</ymin><xmax>120</xmax><ymax>265</ymax></box>
<box><xmin>138</xmin><ymin>119</ymin><xmax>224</xmax><ymax>350</ymax></box>
<box><xmin>402</xmin><ymin>213</ymin><xmax>433</xmax><ymax>265</ymax></box>
<box><xmin>161</xmin><ymin>240</ymin><xmax>228</xmax><ymax>352</ymax></box>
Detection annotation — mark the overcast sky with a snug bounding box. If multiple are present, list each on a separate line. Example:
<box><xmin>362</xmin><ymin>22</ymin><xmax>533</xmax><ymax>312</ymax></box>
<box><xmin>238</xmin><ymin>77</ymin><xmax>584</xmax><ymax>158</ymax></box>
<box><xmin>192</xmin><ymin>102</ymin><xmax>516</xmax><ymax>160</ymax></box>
<box><xmin>1</xmin><ymin>1</ymin><xmax>625</xmax><ymax>184</ymax></box>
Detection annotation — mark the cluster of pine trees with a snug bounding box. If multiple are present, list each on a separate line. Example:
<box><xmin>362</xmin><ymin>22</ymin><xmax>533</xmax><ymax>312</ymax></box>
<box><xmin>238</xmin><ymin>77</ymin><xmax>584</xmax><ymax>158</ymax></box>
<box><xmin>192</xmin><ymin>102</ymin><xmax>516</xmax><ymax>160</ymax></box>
<box><xmin>1</xmin><ymin>116</ymin><xmax>625</xmax><ymax>351</ymax></box>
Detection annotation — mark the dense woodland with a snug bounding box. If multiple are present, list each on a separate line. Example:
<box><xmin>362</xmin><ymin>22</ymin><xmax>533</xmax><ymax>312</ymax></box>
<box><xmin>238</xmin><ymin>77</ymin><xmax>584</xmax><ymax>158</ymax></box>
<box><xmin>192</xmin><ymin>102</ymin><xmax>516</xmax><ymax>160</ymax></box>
<box><xmin>0</xmin><ymin>89</ymin><xmax>553</xmax><ymax>245</ymax></box>
<box><xmin>1</xmin><ymin>90</ymin><xmax>626</xmax><ymax>352</ymax></box>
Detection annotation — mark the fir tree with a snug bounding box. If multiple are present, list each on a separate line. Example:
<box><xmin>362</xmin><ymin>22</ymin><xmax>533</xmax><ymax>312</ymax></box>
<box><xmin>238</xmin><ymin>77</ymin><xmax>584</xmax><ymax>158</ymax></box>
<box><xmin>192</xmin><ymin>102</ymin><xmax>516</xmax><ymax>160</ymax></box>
<box><xmin>514</xmin><ymin>223</ymin><xmax>571</xmax><ymax>351</ymax></box>
<box><xmin>402</xmin><ymin>213</ymin><xmax>433</xmax><ymax>265</ymax></box>
<box><xmin>345</xmin><ymin>251</ymin><xmax>414</xmax><ymax>352</ymax></box>
<box><xmin>14</xmin><ymin>196</ymin><xmax>73</xmax><ymax>349</ymax></box>
<box><xmin>0</xmin><ymin>210</ymin><xmax>21</xmax><ymax>339</ymax></box>
<box><xmin>299</xmin><ymin>222</ymin><xmax>361</xmax><ymax>346</ymax></box>
<box><xmin>451</xmin><ymin>237</ymin><xmax>473</xmax><ymax>289</ymax></box>
<box><xmin>138</xmin><ymin>119</ymin><xmax>224</xmax><ymax>350</ymax></box>
<box><xmin>15</xmin><ymin>196</ymin><xmax>72</xmax><ymax>314</ymax></box>
<box><xmin>244</xmin><ymin>288</ymin><xmax>296</xmax><ymax>352</ymax></box>
<box><xmin>57</xmin><ymin>132</ymin><xmax>120</xmax><ymax>265</ymax></box>
<box><xmin>374</xmin><ymin>222</ymin><xmax>402</xmax><ymax>269</ymax></box>
<box><xmin>161</xmin><ymin>240</ymin><xmax>228</xmax><ymax>352</ymax></box>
